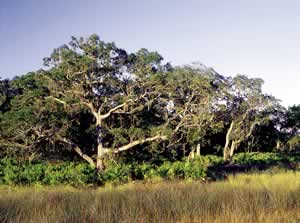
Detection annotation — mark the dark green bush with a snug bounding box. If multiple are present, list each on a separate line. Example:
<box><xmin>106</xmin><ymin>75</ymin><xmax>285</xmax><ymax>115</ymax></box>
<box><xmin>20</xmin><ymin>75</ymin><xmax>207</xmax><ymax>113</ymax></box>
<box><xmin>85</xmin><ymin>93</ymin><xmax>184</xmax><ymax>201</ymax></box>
<box><xmin>200</xmin><ymin>155</ymin><xmax>224</xmax><ymax>166</ymax></box>
<box><xmin>184</xmin><ymin>159</ymin><xmax>207</xmax><ymax>180</ymax></box>
<box><xmin>131</xmin><ymin>162</ymin><xmax>154</xmax><ymax>180</ymax></box>
<box><xmin>0</xmin><ymin>158</ymin><xmax>208</xmax><ymax>185</ymax></box>
<box><xmin>0</xmin><ymin>159</ymin><xmax>96</xmax><ymax>186</ymax></box>
<box><xmin>142</xmin><ymin>159</ymin><xmax>207</xmax><ymax>180</ymax></box>
<box><xmin>19</xmin><ymin>163</ymin><xmax>45</xmax><ymax>184</ymax></box>
<box><xmin>232</xmin><ymin>152</ymin><xmax>290</xmax><ymax>166</ymax></box>
<box><xmin>0</xmin><ymin>158</ymin><xmax>21</xmax><ymax>185</ymax></box>
<box><xmin>0</xmin><ymin>152</ymin><xmax>297</xmax><ymax>186</ymax></box>
<box><xmin>97</xmin><ymin>163</ymin><xmax>131</xmax><ymax>185</ymax></box>
<box><xmin>43</xmin><ymin>162</ymin><xmax>96</xmax><ymax>186</ymax></box>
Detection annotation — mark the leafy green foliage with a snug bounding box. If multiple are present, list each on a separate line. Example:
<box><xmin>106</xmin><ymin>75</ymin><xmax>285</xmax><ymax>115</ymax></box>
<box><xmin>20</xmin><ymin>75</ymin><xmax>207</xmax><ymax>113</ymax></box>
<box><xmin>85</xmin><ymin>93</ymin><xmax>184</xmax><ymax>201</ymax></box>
<box><xmin>1</xmin><ymin>34</ymin><xmax>300</xmax><ymax>179</ymax></box>
<box><xmin>0</xmin><ymin>158</ymin><xmax>96</xmax><ymax>186</ymax></box>
<box><xmin>0</xmin><ymin>158</ymin><xmax>208</xmax><ymax>185</ymax></box>
<box><xmin>2</xmin><ymin>152</ymin><xmax>296</xmax><ymax>186</ymax></box>
<box><xmin>232</xmin><ymin>152</ymin><xmax>299</xmax><ymax>165</ymax></box>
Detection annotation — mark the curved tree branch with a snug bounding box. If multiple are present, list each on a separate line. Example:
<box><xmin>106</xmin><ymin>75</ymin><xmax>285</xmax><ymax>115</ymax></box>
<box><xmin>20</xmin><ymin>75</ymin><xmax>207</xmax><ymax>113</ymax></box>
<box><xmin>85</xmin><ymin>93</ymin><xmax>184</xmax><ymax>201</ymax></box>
<box><xmin>56</xmin><ymin>136</ymin><xmax>95</xmax><ymax>168</ymax></box>
<box><xmin>100</xmin><ymin>99</ymin><xmax>133</xmax><ymax>120</ymax></box>
<box><xmin>104</xmin><ymin>135</ymin><xmax>167</xmax><ymax>154</ymax></box>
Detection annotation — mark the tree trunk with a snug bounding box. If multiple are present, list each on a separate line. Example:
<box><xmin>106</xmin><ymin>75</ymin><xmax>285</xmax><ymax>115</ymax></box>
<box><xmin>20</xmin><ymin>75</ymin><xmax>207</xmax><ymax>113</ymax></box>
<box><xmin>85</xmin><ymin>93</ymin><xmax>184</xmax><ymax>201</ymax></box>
<box><xmin>223</xmin><ymin>144</ymin><xmax>230</xmax><ymax>162</ymax></box>
<box><xmin>229</xmin><ymin>140</ymin><xmax>237</xmax><ymax>161</ymax></box>
<box><xmin>196</xmin><ymin>143</ymin><xmax>201</xmax><ymax>156</ymax></box>
<box><xmin>276</xmin><ymin>139</ymin><xmax>281</xmax><ymax>150</ymax></box>
<box><xmin>96</xmin><ymin>120</ymin><xmax>105</xmax><ymax>171</ymax></box>
<box><xmin>96</xmin><ymin>143</ymin><xmax>105</xmax><ymax>171</ymax></box>
<box><xmin>223</xmin><ymin>121</ymin><xmax>234</xmax><ymax>161</ymax></box>
<box><xmin>189</xmin><ymin>148</ymin><xmax>195</xmax><ymax>161</ymax></box>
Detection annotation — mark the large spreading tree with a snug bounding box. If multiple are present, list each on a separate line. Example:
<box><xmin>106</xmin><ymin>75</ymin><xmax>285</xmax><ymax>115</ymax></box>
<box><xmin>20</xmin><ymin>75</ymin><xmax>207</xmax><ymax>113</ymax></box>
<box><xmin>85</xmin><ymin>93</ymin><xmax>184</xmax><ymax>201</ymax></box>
<box><xmin>39</xmin><ymin>35</ymin><xmax>178</xmax><ymax>170</ymax></box>
<box><xmin>1</xmin><ymin>34</ymin><xmax>298</xmax><ymax>169</ymax></box>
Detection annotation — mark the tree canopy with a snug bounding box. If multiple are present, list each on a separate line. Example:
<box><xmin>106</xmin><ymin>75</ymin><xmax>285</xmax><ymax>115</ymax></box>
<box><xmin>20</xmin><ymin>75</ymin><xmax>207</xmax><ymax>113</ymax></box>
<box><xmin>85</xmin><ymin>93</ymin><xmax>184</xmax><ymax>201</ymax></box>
<box><xmin>0</xmin><ymin>34</ymin><xmax>299</xmax><ymax>170</ymax></box>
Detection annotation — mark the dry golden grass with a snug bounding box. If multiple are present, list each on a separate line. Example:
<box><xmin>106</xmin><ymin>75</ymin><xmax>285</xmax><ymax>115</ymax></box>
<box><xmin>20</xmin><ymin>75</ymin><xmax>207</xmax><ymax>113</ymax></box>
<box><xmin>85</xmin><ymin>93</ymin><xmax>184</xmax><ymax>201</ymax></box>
<box><xmin>0</xmin><ymin>170</ymin><xmax>299</xmax><ymax>223</ymax></box>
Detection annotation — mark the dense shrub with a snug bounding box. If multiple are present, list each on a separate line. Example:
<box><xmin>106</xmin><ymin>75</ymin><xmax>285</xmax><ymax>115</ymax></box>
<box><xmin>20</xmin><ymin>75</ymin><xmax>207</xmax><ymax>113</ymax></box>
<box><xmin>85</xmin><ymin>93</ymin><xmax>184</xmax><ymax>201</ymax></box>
<box><xmin>0</xmin><ymin>158</ymin><xmax>208</xmax><ymax>186</ymax></box>
<box><xmin>200</xmin><ymin>155</ymin><xmax>224</xmax><ymax>166</ymax></box>
<box><xmin>131</xmin><ymin>163</ymin><xmax>156</xmax><ymax>180</ymax></box>
<box><xmin>19</xmin><ymin>163</ymin><xmax>45</xmax><ymax>184</ymax></box>
<box><xmin>97</xmin><ymin>163</ymin><xmax>131</xmax><ymax>185</ymax></box>
<box><xmin>184</xmin><ymin>159</ymin><xmax>207</xmax><ymax>180</ymax></box>
<box><xmin>43</xmin><ymin>162</ymin><xmax>96</xmax><ymax>186</ymax></box>
<box><xmin>0</xmin><ymin>152</ymin><xmax>298</xmax><ymax>186</ymax></box>
<box><xmin>0</xmin><ymin>158</ymin><xmax>21</xmax><ymax>185</ymax></box>
<box><xmin>0</xmin><ymin>159</ymin><xmax>96</xmax><ymax>186</ymax></box>
<box><xmin>232</xmin><ymin>152</ymin><xmax>299</xmax><ymax>166</ymax></box>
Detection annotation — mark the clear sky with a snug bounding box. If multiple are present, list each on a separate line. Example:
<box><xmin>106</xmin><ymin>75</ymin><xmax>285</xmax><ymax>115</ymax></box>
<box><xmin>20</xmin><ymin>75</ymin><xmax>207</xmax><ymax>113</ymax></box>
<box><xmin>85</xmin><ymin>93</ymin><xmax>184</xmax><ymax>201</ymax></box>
<box><xmin>1</xmin><ymin>0</ymin><xmax>299</xmax><ymax>107</ymax></box>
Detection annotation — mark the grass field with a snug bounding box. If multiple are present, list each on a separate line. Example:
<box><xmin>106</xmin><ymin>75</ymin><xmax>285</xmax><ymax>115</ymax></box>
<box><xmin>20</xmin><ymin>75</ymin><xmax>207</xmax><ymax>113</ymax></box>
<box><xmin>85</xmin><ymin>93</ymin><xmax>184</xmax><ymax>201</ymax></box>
<box><xmin>0</xmin><ymin>170</ymin><xmax>299</xmax><ymax>223</ymax></box>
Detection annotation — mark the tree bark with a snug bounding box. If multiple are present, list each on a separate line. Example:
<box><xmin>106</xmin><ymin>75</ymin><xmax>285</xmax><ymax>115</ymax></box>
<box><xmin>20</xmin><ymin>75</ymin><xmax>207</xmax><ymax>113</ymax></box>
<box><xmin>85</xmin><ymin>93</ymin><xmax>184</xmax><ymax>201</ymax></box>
<box><xmin>95</xmin><ymin>118</ymin><xmax>105</xmax><ymax>171</ymax></box>
<box><xmin>223</xmin><ymin>143</ymin><xmax>230</xmax><ymax>162</ymax></box>
<box><xmin>56</xmin><ymin>136</ymin><xmax>96</xmax><ymax>168</ymax></box>
<box><xmin>109</xmin><ymin>135</ymin><xmax>167</xmax><ymax>154</ymax></box>
<box><xmin>196</xmin><ymin>143</ymin><xmax>201</xmax><ymax>156</ymax></box>
<box><xmin>229</xmin><ymin>140</ymin><xmax>237</xmax><ymax>161</ymax></box>
<box><xmin>188</xmin><ymin>148</ymin><xmax>195</xmax><ymax>161</ymax></box>
<box><xmin>276</xmin><ymin>139</ymin><xmax>281</xmax><ymax>150</ymax></box>
<box><xmin>96</xmin><ymin>143</ymin><xmax>105</xmax><ymax>171</ymax></box>
<box><xmin>223</xmin><ymin>121</ymin><xmax>235</xmax><ymax>161</ymax></box>
<box><xmin>74</xmin><ymin>146</ymin><xmax>95</xmax><ymax>168</ymax></box>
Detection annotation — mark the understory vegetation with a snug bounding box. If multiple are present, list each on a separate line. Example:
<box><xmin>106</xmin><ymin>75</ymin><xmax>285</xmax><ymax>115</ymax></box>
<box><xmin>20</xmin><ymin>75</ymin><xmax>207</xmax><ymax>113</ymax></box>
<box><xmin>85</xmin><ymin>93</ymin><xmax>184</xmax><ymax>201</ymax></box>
<box><xmin>0</xmin><ymin>171</ymin><xmax>299</xmax><ymax>223</ymax></box>
<box><xmin>0</xmin><ymin>152</ymin><xmax>298</xmax><ymax>186</ymax></box>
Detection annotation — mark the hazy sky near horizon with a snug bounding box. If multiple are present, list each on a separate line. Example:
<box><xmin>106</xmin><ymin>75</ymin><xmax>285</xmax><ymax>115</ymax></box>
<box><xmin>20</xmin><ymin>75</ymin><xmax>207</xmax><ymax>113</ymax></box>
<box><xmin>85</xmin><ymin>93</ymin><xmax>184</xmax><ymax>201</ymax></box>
<box><xmin>0</xmin><ymin>0</ymin><xmax>299</xmax><ymax>107</ymax></box>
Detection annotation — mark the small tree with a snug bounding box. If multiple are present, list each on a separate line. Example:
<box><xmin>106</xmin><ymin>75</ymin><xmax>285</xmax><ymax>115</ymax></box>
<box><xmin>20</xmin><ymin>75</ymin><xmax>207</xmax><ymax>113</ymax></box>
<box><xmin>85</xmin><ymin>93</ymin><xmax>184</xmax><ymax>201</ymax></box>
<box><xmin>221</xmin><ymin>75</ymin><xmax>277</xmax><ymax>161</ymax></box>
<box><xmin>161</xmin><ymin>67</ymin><xmax>223</xmax><ymax>158</ymax></box>
<box><xmin>284</xmin><ymin>105</ymin><xmax>300</xmax><ymax>150</ymax></box>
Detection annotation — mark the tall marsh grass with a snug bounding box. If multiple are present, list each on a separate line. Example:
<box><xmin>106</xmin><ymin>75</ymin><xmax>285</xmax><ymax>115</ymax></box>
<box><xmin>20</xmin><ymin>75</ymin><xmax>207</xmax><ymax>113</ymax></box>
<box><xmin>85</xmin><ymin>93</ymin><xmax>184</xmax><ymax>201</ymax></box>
<box><xmin>0</xmin><ymin>171</ymin><xmax>299</xmax><ymax>223</ymax></box>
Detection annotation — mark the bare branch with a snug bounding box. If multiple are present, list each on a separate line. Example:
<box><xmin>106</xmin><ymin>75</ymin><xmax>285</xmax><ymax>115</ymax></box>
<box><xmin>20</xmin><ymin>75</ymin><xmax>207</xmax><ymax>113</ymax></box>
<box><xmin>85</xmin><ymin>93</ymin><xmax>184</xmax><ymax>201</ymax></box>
<box><xmin>45</xmin><ymin>96</ymin><xmax>67</xmax><ymax>107</ymax></box>
<box><xmin>104</xmin><ymin>135</ymin><xmax>167</xmax><ymax>154</ymax></box>
<box><xmin>245</xmin><ymin>120</ymin><xmax>260</xmax><ymax>139</ymax></box>
<box><xmin>81</xmin><ymin>101</ymin><xmax>99</xmax><ymax>121</ymax></box>
<box><xmin>100</xmin><ymin>99</ymin><xmax>133</xmax><ymax>120</ymax></box>
<box><xmin>113</xmin><ymin>104</ymin><xmax>145</xmax><ymax>115</ymax></box>
<box><xmin>74</xmin><ymin>146</ymin><xmax>95</xmax><ymax>168</ymax></box>
<box><xmin>56</xmin><ymin>136</ymin><xmax>95</xmax><ymax>168</ymax></box>
<box><xmin>0</xmin><ymin>140</ymin><xmax>31</xmax><ymax>149</ymax></box>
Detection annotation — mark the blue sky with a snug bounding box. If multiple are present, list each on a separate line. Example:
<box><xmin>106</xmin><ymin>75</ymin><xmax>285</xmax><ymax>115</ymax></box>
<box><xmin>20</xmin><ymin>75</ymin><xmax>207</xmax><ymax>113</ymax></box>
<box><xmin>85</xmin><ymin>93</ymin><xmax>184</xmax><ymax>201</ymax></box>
<box><xmin>0</xmin><ymin>0</ymin><xmax>299</xmax><ymax>107</ymax></box>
